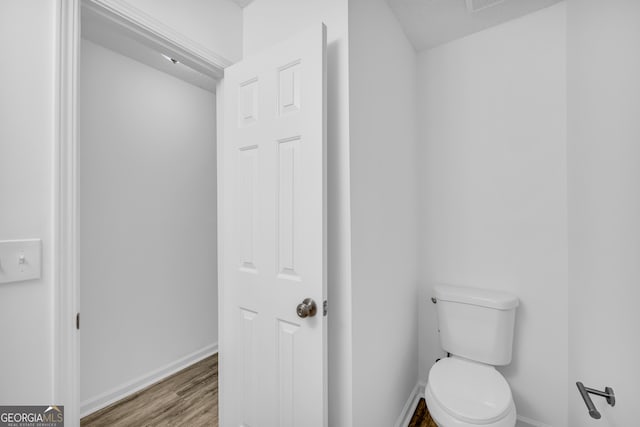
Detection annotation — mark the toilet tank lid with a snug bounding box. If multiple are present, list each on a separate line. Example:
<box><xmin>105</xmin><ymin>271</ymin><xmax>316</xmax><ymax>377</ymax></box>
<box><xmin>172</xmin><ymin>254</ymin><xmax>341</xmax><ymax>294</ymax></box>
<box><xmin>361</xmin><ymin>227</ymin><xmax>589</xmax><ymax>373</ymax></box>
<box><xmin>434</xmin><ymin>284</ymin><xmax>519</xmax><ymax>310</ymax></box>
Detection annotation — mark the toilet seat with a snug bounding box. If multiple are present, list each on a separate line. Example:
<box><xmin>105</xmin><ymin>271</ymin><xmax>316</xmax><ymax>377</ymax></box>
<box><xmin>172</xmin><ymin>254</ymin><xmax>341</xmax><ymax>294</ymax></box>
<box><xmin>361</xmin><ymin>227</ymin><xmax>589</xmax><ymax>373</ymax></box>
<box><xmin>425</xmin><ymin>357</ymin><xmax>516</xmax><ymax>426</ymax></box>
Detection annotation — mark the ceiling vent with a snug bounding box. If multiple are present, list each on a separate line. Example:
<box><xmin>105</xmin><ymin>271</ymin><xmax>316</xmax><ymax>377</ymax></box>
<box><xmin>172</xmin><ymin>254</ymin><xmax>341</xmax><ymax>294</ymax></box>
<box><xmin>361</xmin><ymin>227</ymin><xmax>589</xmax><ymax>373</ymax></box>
<box><xmin>465</xmin><ymin>0</ymin><xmax>507</xmax><ymax>13</ymax></box>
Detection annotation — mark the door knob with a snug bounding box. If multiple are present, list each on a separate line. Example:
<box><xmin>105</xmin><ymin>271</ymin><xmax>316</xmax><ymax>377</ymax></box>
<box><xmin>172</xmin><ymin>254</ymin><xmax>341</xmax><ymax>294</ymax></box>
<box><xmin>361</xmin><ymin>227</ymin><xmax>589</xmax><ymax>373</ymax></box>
<box><xmin>296</xmin><ymin>298</ymin><xmax>317</xmax><ymax>318</ymax></box>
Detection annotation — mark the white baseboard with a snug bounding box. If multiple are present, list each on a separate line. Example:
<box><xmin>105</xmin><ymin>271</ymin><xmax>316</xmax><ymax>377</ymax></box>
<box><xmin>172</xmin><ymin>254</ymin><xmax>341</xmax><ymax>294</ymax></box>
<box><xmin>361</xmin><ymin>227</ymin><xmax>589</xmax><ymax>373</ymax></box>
<box><xmin>516</xmin><ymin>414</ymin><xmax>552</xmax><ymax>427</ymax></box>
<box><xmin>80</xmin><ymin>342</ymin><xmax>218</xmax><ymax>418</ymax></box>
<box><xmin>395</xmin><ymin>381</ymin><xmax>426</xmax><ymax>427</ymax></box>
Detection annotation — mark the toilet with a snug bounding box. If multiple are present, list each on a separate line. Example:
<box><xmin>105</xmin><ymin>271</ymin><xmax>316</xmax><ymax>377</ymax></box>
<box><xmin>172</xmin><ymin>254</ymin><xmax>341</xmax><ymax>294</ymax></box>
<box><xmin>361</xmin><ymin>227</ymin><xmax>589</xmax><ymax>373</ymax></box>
<box><xmin>425</xmin><ymin>284</ymin><xmax>519</xmax><ymax>427</ymax></box>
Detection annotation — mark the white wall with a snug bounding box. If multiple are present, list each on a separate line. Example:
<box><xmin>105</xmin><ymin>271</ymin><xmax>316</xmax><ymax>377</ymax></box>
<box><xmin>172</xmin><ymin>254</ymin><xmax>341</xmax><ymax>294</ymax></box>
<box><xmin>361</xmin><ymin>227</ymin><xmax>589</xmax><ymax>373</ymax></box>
<box><xmin>567</xmin><ymin>1</ymin><xmax>640</xmax><ymax>425</ymax></box>
<box><xmin>417</xmin><ymin>4</ymin><xmax>568</xmax><ymax>426</ymax></box>
<box><xmin>0</xmin><ymin>0</ymin><xmax>56</xmax><ymax>404</ymax></box>
<box><xmin>348</xmin><ymin>1</ymin><xmax>419</xmax><ymax>426</ymax></box>
<box><xmin>125</xmin><ymin>0</ymin><xmax>243</xmax><ymax>62</ymax></box>
<box><xmin>79</xmin><ymin>39</ymin><xmax>217</xmax><ymax>410</ymax></box>
<box><xmin>243</xmin><ymin>2</ymin><xmax>353</xmax><ymax>425</ymax></box>
<box><xmin>0</xmin><ymin>0</ymin><xmax>236</xmax><ymax>415</ymax></box>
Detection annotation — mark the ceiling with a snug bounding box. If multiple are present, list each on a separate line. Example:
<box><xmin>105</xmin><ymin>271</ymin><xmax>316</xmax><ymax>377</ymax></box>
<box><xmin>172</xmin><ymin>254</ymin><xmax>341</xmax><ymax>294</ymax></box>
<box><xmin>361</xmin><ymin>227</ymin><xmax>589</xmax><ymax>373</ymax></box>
<box><xmin>385</xmin><ymin>0</ymin><xmax>563</xmax><ymax>51</ymax></box>
<box><xmin>230</xmin><ymin>0</ymin><xmax>254</xmax><ymax>7</ymax></box>
<box><xmin>228</xmin><ymin>0</ymin><xmax>563</xmax><ymax>51</ymax></box>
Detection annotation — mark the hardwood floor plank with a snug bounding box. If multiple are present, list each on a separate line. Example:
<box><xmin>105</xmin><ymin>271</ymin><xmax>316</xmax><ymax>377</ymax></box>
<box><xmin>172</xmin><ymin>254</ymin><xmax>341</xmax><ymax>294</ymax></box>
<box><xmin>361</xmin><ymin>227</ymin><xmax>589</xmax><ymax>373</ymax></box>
<box><xmin>408</xmin><ymin>398</ymin><xmax>438</xmax><ymax>427</ymax></box>
<box><xmin>81</xmin><ymin>354</ymin><xmax>218</xmax><ymax>427</ymax></box>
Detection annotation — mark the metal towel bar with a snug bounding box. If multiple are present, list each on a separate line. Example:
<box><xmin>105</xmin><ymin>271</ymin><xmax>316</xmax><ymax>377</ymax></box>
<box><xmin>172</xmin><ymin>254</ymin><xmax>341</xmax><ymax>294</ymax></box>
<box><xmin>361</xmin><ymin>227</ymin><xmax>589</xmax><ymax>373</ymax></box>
<box><xmin>576</xmin><ymin>382</ymin><xmax>615</xmax><ymax>419</ymax></box>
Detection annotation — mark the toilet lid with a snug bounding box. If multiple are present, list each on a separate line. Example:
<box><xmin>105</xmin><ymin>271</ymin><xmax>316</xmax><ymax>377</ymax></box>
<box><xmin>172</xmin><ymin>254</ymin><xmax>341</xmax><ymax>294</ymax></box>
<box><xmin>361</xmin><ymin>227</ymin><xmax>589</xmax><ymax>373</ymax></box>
<box><xmin>428</xmin><ymin>357</ymin><xmax>513</xmax><ymax>424</ymax></box>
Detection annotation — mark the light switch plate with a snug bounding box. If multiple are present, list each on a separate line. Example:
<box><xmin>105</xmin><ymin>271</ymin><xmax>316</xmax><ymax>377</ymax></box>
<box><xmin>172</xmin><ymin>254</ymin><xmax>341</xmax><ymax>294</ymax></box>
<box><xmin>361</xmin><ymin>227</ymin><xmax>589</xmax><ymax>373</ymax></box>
<box><xmin>0</xmin><ymin>239</ymin><xmax>42</xmax><ymax>284</ymax></box>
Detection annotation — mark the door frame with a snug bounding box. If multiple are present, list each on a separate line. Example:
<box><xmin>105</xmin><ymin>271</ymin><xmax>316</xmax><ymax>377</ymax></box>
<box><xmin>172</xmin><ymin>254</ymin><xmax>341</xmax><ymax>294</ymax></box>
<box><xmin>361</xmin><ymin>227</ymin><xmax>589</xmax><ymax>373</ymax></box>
<box><xmin>55</xmin><ymin>1</ymin><xmax>231</xmax><ymax>424</ymax></box>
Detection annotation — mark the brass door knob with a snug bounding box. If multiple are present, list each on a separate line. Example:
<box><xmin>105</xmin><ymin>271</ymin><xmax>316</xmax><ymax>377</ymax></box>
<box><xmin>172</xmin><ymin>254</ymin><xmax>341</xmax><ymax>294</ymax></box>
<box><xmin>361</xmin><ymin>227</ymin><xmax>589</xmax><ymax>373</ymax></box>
<box><xmin>296</xmin><ymin>298</ymin><xmax>317</xmax><ymax>318</ymax></box>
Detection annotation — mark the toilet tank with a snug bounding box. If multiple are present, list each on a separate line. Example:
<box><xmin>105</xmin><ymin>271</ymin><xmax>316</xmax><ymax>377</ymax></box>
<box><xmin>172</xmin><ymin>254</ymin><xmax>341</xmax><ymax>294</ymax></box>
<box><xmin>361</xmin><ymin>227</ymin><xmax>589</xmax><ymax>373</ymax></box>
<box><xmin>434</xmin><ymin>284</ymin><xmax>519</xmax><ymax>366</ymax></box>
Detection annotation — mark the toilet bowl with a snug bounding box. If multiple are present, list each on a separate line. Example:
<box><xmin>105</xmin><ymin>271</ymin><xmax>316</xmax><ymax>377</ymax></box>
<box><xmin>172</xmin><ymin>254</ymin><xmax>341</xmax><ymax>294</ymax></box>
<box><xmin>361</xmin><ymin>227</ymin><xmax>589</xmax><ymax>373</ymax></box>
<box><xmin>425</xmin><ymin>357</ymin><xmax>516</xmax><ymax>427</ymax></box>
<box><xmin>424</xmin><ymin>284</ymin><xmax>520</xmax><ymax>427</ymax></box>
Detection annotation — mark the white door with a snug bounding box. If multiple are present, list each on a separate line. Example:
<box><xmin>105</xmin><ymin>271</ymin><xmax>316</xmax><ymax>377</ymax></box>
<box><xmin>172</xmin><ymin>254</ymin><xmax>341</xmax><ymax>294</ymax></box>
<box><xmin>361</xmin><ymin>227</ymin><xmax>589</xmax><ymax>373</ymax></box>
<box><xmin>219</xmin><ymin>24</ymin><xmax>327</xmax><ymax>427</ymax></box>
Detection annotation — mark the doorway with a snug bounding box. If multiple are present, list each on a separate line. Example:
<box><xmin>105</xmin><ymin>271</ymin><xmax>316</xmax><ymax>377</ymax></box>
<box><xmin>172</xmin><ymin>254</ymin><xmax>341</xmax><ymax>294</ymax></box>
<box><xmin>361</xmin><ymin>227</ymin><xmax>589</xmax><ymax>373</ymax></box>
<box><xmin>77</xmin><ymin>3</ymin><xmax>221</xmax><ymax>424</ymax></box>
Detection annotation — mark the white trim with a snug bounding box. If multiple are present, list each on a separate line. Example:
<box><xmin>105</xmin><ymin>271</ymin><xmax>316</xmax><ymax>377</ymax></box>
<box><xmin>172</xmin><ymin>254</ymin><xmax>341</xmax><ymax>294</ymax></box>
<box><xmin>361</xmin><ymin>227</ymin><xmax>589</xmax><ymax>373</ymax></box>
<box><xmin>54</xmin><ymin>1</ymin><xmax>80</xmax><ymax>427</ymax></box>
<box><xmin>516</xmin><ymin>415</ymin><xmax>553</xmax><ymax>427</ymax></box>
<box><xmin>82</xmin><ymin>0</ymin><xmax>231</xmax><ymax>79</ymax></box>
<box><xmin>394</xmin><ymin>382</ymin><xmax>426</xmax><ymax>427</ymax></box>
<box><xmin>80</xmin><ymin>344</ymin><xmax>218</xmax><ymax>418</ymax></box>
<box><xmin>215</xmin><ymin>80</ymin><xmax>227</xmax><ymax>425</ymax></box>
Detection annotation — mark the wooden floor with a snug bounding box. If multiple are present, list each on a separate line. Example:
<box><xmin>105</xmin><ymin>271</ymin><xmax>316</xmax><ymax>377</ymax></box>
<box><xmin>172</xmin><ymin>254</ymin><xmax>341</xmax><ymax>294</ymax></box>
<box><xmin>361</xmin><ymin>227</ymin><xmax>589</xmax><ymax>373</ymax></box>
<box><xmin>408</xmin><ymin>398</ymin><xmax>439</xmax><ymax>427</ymax></box>
<box><xmin>82</xmin><ymin>353</ymin><xmax>437</xmax><ymax>427</ymax></box>
<box><xmin>81</xmin><ymin>354</ymin><xmax>218</xmax><ymax>427</ymax></box>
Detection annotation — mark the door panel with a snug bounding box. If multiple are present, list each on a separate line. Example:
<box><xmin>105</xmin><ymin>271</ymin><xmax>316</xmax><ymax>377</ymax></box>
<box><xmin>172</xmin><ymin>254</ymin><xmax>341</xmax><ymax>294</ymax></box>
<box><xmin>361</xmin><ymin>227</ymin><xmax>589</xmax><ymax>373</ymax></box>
<box><xmin>220</xmin><ymin>24</ymin><xmax>327</xmax><ymax>427</ymax></box>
